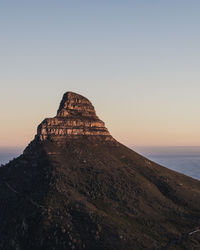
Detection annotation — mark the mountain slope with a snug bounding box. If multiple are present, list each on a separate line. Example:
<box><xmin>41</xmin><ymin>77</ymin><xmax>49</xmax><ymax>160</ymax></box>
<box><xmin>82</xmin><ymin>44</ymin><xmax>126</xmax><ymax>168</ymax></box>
<box><xmin>0</xmin><ymin>92</ymin><xmax>200</xmax><ymax>250</ymax></box>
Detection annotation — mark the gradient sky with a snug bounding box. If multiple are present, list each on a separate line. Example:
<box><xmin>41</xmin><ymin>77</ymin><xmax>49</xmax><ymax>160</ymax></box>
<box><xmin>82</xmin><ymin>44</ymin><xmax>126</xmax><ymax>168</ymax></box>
<box><xmin>1</xmin><ymin>1</ymin><xmax>200</xmax><ymax>148</ymax></box>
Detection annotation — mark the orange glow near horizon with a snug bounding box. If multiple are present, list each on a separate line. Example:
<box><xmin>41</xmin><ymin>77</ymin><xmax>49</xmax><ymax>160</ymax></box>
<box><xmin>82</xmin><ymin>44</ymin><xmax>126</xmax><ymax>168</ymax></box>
<box><xmin>1</xmin><ymin>101</ymin><xmax>200</xmax><ymax>148</ymax></box>
<box><xmin>1</xmin><ymin>2</ymin><xmax>200</xmax><ymax>148</ymax></box>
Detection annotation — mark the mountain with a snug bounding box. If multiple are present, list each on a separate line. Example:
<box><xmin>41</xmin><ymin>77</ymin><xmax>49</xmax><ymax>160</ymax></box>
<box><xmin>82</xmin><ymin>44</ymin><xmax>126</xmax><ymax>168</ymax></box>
<box><xmin>0</xmin><ymin>92</ymin><xmax>200</xmax><ymax>250</ymax></box>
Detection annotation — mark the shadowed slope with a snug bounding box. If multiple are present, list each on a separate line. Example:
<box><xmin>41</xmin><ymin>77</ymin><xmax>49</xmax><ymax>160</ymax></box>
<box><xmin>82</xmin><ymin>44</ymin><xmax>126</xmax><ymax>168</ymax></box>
<box><xmin>0</xmin><ymin>92</ymin><xmax>199</xmax><ymax>250</ymax></box>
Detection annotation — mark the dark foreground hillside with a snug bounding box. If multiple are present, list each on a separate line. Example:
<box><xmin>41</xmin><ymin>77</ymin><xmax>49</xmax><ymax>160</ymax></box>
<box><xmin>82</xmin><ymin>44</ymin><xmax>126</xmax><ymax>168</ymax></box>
<box><xmin>0</xmin><ymin>92</ymin><xmax>200</xmax><ymax>250</ymax></box>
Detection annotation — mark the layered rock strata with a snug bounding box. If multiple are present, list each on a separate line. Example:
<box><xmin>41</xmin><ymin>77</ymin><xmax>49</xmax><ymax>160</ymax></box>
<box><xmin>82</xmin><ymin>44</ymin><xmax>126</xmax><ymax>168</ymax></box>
<box><xmin>36</xmin><ymin>92</ymin><xmax>113</xmax><ymax>142</ymax></box>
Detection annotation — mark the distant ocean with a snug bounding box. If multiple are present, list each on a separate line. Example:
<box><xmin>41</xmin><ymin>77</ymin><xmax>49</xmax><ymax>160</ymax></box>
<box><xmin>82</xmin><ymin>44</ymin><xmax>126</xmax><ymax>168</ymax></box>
<box><xmin>133</xmin><ymin>146</ymin><xmax>200</xmax><ymax>181</ymax></box>
<box><xmin>0</xmin><ymin>147</ymin><xmax>24</xmax><ymax>165</ymax></box>
<box><xmin>0</xmin><ymin>146</ymin><xmax>200</xmax><ymax>181</ymax></box>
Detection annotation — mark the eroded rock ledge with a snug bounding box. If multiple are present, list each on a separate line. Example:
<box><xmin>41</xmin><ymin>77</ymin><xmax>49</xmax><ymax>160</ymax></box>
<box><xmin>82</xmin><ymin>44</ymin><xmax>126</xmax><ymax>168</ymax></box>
<box><xmin>36</xmin><ymin>92</ymin><xmax>113</xmax><ymax>142</ymax></box>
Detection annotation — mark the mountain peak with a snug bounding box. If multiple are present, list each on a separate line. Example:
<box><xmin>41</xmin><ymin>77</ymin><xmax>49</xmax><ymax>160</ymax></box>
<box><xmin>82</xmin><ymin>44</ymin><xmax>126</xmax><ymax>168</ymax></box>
<box><xmin>1</xmin><ymin>91</ymin><xmax>200</xmax><ymax>250</ymax></box>
<box><xmin>57</xmin><ymin>91</ymin><xmax>96</xmax><ymax>117</ymax></box>
<box><xmin>36</xmin><ymin>92</ymin><xmax>113</xmax><ymax>142</ymax></box>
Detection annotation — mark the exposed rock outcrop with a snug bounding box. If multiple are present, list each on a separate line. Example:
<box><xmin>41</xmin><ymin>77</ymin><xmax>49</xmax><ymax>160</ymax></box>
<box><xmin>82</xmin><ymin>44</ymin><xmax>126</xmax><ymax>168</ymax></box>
<box><xmin>36</xmin><ymin>92</ymin><xmax>113</xmax><ymax>142</ymax></box>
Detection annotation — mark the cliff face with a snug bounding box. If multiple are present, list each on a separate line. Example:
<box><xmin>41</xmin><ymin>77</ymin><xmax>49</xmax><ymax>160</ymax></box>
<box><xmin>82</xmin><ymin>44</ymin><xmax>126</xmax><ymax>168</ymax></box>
<box><xmin>37</xmin><ymin>92</ymin><xmax>112</xmax><ymax>142</ymax></box>
<box><xmin>0</xmin><ymin>92</ymin><xmax>200</xmax><ymax>250</ymax></box>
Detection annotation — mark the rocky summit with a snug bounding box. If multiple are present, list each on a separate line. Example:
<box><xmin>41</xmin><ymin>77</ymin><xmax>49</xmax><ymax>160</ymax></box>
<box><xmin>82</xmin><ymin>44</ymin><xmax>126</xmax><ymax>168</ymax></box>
<box><xmin>37</xmin><ymin>92</ymin><xmax>112</xmax><ymax>142</ymax></box>
<box><xmin>0</xmin><ymin>92</ymin><xmax>200</xmax><ymax>250</ymax></box>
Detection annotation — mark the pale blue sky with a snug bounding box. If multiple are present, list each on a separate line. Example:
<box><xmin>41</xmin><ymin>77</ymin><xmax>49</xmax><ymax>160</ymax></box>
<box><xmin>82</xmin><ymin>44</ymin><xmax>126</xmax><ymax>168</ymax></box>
<box><xmin>1</xmin><ymin>1</ymin><xmax>200</xmax><ymax>147</ymax></box>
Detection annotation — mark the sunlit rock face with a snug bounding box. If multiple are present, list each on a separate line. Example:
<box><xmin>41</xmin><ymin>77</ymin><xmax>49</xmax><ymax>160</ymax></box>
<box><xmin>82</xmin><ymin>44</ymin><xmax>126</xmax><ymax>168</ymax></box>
<box><xmin>57</xmin><ymin>92</ymin><xmax>96</xmax><ymax>117</ymax></box>
<box><xmin>37</xmin><ymin>92</ymin><xmax>113</xmax><ymax>142</ymax></box>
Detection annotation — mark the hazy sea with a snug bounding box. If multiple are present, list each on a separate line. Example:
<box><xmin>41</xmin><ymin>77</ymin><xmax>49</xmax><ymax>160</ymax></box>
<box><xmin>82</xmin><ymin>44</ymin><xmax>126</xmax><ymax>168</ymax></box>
<box><xmin>133</xmin><ymin>146</ymin><xmax>200</xmax><ymax>181</ymax></box>
<box><xmin>0</xmin><ymin>147</ymin><xmax>24</xmax><ymax>165</ymax></box>
<box><xmin>0</xmin><ymin>146</ymin><xmax>200</xmax><ymax>181</ymax></box>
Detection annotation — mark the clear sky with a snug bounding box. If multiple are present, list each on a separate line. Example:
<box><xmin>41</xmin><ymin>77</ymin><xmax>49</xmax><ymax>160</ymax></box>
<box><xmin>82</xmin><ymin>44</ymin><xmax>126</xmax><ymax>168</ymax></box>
<box><xmin>1</xmin><ymin>1</ymin><xmax>200</xmax><ymax>148</ymax></box>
